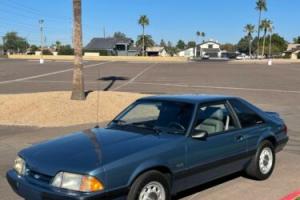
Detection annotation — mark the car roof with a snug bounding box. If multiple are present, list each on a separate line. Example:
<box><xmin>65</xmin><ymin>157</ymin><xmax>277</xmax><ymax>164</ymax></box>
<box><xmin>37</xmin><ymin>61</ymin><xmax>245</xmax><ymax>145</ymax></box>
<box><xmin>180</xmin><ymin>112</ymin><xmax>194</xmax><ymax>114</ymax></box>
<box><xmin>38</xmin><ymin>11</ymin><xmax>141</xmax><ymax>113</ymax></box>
<box><xmin>139</xmin><ymin>94</ymin><xmax>238</xmax><ymax>104</ymax></box>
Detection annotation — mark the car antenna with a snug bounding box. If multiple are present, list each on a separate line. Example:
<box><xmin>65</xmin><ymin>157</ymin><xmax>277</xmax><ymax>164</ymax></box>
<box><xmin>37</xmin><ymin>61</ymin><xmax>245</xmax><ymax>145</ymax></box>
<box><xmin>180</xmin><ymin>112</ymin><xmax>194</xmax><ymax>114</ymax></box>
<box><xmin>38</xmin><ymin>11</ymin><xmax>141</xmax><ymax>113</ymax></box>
<box><xmin>95</xmin><ymin>65</ymin><xmax>100</xmax><ymax>129</ymax></box>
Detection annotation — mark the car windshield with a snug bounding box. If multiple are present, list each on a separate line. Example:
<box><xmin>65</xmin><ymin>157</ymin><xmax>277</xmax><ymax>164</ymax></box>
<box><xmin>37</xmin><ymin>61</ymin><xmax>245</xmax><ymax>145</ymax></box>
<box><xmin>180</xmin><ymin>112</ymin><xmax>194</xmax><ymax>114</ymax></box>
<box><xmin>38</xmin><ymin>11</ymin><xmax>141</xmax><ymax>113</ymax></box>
<box><xmin>109</xmin><ymin>100</ymin><xmax>194</xmax><ymax>135</ymax></box>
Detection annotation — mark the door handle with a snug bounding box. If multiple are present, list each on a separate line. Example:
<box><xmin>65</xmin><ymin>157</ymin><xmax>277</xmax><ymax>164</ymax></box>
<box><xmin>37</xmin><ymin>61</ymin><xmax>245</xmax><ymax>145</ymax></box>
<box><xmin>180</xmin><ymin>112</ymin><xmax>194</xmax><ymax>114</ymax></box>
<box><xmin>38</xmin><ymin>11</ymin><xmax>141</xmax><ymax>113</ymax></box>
<box><xmin>235</xmin><ymin>135</ymin><xmax>245</xmax><ymax>141</ymax></box>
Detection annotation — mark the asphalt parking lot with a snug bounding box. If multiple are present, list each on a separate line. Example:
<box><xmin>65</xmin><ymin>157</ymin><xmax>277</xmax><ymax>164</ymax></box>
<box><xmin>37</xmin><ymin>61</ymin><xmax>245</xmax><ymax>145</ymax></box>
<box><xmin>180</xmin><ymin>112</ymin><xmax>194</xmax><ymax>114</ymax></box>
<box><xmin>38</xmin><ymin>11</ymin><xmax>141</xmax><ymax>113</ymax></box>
<box><xmin>0</xmin><ymin>59</ymin><xmax>300</xmax><ymax>199</ymax></box>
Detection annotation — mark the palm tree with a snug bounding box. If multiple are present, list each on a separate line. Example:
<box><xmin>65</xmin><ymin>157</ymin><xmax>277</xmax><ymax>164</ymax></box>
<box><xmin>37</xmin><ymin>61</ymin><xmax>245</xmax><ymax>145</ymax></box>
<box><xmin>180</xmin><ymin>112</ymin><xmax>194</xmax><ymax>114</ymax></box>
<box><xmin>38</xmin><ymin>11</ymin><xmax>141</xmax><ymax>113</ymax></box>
<box><xmin>196</xmin><ymin>31</ymin><xmax>205</xmax><ymax>43</ymax></box>
<box><xmin>260</xmin><ymin>19</ymin><xmax>272</xmax><ymax>57</ymax></box>
<box><xmin>244</xmin><ymin>24</ymin><xmax>255</xmax><ymax>58</ymax></box>
<box><xmin>138</xmin><ymin>15</ymin><xmax>149</xmax><ymax>56</ymax></box>
<box><xmin>268</xmin><ymin>24</ymin><xmax>274</xmax><ymax>58</ymax></box>
<box><xmin>255</xmin><ymin>0</ymin><xmax>267</xmax><ymax>58</ymax></box>
<box><xmin>71</xmin><ymin>0</ymin><xmax>85</xmax><ymax>100</ymax></box>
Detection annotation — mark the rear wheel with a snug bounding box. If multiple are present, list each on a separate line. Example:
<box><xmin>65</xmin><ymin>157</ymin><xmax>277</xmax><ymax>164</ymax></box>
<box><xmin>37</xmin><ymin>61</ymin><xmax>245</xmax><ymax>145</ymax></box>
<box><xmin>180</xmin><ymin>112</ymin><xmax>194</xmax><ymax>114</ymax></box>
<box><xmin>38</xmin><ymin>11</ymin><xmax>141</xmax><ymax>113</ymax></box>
<box><xmin>246</xmin><ymin>140</ymin><xmax>275</xmax><ymax>180</ymax></box>
<box><xmin>127</xmin><ymin>170</ymin><xmax>171</xmax><ymax>200</ymax></box>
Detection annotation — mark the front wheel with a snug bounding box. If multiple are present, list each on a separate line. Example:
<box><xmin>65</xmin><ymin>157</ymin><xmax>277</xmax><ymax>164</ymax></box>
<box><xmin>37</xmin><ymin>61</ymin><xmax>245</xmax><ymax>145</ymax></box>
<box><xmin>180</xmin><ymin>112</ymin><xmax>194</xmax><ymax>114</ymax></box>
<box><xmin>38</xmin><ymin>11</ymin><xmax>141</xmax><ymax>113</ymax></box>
<box><xmin>127</xmin><ymin>170</ymin><xmax>171</xmax><ymax>200</ymax></box>
<box><xmin>246</xmin><ymin>140</ymin><xmax>276</xmax><ymax>180</ymax></box>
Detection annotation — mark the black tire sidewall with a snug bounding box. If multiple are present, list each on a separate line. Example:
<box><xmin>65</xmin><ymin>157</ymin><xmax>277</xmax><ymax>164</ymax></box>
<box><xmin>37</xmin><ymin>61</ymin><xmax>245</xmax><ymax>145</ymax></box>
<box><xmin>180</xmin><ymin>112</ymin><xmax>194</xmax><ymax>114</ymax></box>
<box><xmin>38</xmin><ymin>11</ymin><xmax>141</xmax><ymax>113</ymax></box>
<box><xmin>127</xmin><ymin>170</ymin><xmax>171</xmax><ymax>200</ymax></box>
<box><xmin>255</xmin><ymin>141</ymin><xmax>276</xmax><ymax>180</ymax></box>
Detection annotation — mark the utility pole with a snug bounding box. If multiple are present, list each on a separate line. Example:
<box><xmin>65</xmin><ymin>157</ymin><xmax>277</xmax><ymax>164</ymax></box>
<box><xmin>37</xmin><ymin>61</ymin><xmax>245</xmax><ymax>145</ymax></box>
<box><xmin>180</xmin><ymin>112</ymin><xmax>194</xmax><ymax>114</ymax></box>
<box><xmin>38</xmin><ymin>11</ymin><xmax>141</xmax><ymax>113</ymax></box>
<box><xmin>103</xmin><ymin>26</ymin><xmax>106</xmax><ymax>38</ymax></box>
<box><xmin>39</xmin><ymin>19</ymin><xmax>44</xmax><ymax>64</ymax></box>
<box><xmin>1</xmin><ymin>36</ymin><xmax>4</xmax><ymax>55</ymax></box>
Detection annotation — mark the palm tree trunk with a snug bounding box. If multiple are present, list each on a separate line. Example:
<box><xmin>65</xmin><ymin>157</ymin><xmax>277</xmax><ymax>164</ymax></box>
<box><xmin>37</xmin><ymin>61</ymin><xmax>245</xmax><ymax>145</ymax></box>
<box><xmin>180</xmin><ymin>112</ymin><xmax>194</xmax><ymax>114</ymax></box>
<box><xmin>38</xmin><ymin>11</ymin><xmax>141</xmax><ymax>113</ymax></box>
<box><xmin>71</xmin><ymin>0</ymin><xmax>85</xmax><ymax>100</ymax></box>
<box><xmin>268</xmin><ymin>33</ymin><xmax>272</xmax><ymax>58</ymax></box>
<box><xmin>257</xmin><ymin>11</ymin><xmax>262</xmax><ymax>58</ymax></box>
<box><xmin>142</xmin><ymin>26</ymin><xmax>145</xmax><ymax>56</ymax></box>
<box><xmin>249</xmin><ymin>38</ymin><xmax>252</xmax><ymax>58</ymax></box>
<box><xmin>262</xmin><ymin>33</ymin><xmax>266</xmax><ymax>57</ymax></box>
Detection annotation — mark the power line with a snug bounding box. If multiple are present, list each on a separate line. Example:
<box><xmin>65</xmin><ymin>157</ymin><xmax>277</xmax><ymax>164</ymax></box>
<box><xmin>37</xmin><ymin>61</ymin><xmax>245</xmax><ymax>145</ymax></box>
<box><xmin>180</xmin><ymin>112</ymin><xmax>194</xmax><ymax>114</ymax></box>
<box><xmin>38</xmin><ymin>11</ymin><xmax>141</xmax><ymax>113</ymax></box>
<box><xmin>1</xmin><ymin>0</ymin><xmax>71</xmax><ymax>22</ymax></box>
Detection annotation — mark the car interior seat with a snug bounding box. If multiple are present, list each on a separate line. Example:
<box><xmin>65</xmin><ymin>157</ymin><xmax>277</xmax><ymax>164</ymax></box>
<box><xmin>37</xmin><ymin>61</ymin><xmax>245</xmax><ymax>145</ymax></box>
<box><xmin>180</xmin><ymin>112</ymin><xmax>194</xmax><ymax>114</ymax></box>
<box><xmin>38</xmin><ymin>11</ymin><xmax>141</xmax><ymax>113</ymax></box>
<box><xmin>195</xmin><ymin>107</ymin><xmax>225</xmax><ymax>134</ymax></box>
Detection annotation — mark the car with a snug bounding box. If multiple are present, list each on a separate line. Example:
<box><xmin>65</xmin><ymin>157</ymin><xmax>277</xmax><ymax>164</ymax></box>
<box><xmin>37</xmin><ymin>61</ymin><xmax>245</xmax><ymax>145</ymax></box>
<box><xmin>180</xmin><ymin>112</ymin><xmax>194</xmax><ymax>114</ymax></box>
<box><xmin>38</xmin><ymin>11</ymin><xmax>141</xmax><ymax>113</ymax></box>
<box><xmin>6</xmin><ymin>94</ymin><xmax>289</xmax><ymax>200</ymax></box>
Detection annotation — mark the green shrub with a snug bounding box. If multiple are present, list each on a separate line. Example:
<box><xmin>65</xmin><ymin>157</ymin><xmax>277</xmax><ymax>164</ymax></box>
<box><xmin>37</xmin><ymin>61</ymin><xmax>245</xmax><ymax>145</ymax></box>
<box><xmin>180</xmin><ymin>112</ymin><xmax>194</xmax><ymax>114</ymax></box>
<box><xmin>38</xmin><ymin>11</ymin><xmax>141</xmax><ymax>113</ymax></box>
<box><xmin>58</xmin><ymin>45</ymin><xmax>74</xmax><ymax>55</ymax></box>
<box><xmin>42</xmin><ymin>49</ymin><xmax>53</xmax><ymax>55</ymax></box>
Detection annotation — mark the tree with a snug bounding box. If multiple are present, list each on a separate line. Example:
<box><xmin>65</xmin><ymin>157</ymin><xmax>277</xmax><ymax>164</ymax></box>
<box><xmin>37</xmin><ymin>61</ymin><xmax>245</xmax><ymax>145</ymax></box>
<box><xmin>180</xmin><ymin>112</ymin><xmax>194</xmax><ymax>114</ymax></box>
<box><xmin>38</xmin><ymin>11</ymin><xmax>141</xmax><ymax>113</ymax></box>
<box><xmin>252</xmin><ymin>33</ymin><xmax>287</xmax><ymax>56</ymax></box>
<box><xmin>293</xmin><ymin>36</ymin><xmax>300</xmax><ymax>43</ymax></box>
<box><xmin>260</xmin><ymin>19</ymin><xmax>272</xmax><ymax>56</ymax></box>
<box><xmin>187</xmin><ymin>41</ymin><xmax>196</xmax><ymax>48</ymax></box>
<box><xmin>165</xmin><ymin>41</ymin><xmax>177</xmax><ymax>56</ymax></box>
<box><xmin>160</xmin><ymin>39</ymin><xmax>167</xmax><ymax>47</ymax></box>
<box><xmin>54</xmin><ymin>41</ymin><xmax>62</xmax><ymax>51</ymax></box>
<box><xmin>138</xmin><ymin>15</ymin><xmax>149</xmax><ymax>56</ymax></box>
<box><xmin>176</xmin><ymin>40</ymin><xmax>186</xmax><ymax>50</ymax></box>
<box><xmin>136</xmin><ymin>35</ymin><xmax>155</xmax><ymax>53</ymax></box>
<box><xmin>237</xmin><ymin>36</ymin><xmax>251</xmax><ymax>54</ymax></box>
<box><xmin>221</xmin><ymin>43</ymin><xmax>237</xmax><ymax>52</ymax></box>
<box><xmin>71</xmin><ymin>0</ymin><xmax>85</xmax><ymax>100</ymax></box>
<box><xmin>58</xmin><ymin>45</ymin><xmax>74</xmax><ymax>55</ymax></box>
<box><xmin>3</xmin><ymin>32</ymin><xmax>29</xmax><ymax>53</ymax></box>
<box><xmin>255</xmin><ymin>0</ymin><xmax>267</xmax><ymax>57</ymax></box>
<box><xmin>113</xmin><ymin>32</ymin><xmax>127</xmax><ymax>40</ymax></box>
<box><xmin>196</xmin><ymin>31</ymin><xmax>205</xmax><ymax>43</ymax></box>
<box><xmin>267</xmin><ymin>24</ymin><xmax>274</xmax><ymax>58</ymax></box>
<box><xmin>30</xmin><ymin>45</ymin><xmax>39</xmax><ymax>52</ymax></box>
<box><xmin>244</xmin><ymin>24</ymin><xmax>256</xmax><ymax>57</ymax></box>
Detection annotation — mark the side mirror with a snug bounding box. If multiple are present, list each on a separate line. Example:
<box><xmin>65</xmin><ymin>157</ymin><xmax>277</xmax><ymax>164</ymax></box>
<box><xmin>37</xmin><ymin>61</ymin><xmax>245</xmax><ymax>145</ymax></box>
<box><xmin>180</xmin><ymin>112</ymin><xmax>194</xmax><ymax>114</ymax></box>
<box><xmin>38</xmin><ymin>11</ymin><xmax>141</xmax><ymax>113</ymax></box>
<box><xmin>192</xmin><ymin>130</ymin><xmax>208</xmax><ymax>140</ymax></box>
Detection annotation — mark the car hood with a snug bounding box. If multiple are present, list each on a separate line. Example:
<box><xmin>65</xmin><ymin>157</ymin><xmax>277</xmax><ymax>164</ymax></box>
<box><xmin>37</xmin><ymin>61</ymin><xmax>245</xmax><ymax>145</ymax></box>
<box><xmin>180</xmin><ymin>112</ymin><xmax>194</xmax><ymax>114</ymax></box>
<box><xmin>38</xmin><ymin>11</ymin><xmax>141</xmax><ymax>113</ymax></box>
<box><xmin>20</xmin><ymin>128</ymin><xmax>176</xmax><ymax>177</ymax></box>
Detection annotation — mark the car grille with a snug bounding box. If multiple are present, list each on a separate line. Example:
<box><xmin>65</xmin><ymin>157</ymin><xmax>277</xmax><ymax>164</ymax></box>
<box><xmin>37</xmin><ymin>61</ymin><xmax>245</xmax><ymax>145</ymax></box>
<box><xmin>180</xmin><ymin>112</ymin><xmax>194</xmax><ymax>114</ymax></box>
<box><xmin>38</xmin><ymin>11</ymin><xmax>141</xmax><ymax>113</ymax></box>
<box><xmin>26</xmin><ymin>167</ymin><xmax>53</xmax><ymax>184</ymax></box>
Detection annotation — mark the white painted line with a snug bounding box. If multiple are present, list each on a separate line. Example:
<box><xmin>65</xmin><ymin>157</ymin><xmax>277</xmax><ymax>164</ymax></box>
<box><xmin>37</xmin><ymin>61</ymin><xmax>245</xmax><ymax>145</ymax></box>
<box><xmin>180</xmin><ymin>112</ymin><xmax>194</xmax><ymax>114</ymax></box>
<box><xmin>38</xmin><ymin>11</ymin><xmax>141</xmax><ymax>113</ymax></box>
<box><xmin>0</xmin><ymin>61</ymin><xmax>112</xmax><ymax>85</ymax></box>
<box><xmin>113</xmin><ymin>63</ymin><xmax>157</xmax><ymax>91</ymax></box>
<box><xmin>132</xmin><ymin>82</ymin><xmax>300</xmax><ymax>94</ymax></box>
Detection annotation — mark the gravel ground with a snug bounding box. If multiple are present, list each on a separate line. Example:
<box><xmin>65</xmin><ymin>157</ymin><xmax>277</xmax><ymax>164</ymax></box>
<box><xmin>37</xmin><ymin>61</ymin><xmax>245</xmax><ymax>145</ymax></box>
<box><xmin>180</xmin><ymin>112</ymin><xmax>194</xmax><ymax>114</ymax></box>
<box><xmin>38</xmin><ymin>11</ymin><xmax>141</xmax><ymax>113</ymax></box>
<box><xmin>0</xmin><ymin>91</ymin><xmax>147</xmax><ymax>127</ymax></box>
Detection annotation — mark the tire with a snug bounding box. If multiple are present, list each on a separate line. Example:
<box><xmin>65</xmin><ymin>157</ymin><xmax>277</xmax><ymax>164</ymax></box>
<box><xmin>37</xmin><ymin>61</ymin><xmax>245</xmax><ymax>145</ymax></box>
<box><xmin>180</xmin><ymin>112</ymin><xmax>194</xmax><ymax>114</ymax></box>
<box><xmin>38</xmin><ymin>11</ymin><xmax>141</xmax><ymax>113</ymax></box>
<box><xmin>127</xmin><ymin>170</ymin><xmax>171</xmax><ymax>200</ymax></box>
<box><xmin>245</xmin><ymin>140</ymin><xmax>276</xmax><ymax>180</ymax></box>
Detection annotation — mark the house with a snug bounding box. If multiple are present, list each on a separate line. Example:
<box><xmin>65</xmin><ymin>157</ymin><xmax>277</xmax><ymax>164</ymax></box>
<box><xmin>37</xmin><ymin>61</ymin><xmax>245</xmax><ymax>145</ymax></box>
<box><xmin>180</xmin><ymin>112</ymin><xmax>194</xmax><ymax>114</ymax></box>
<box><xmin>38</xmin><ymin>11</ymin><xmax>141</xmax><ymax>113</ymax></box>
<box><xmin>285</xmin><ymin>44</ymin><xmax>300</xmax><ymax>60</ymax></box>
<box><xmin>85</xmin><ymin>37</ymin><xmax>139</xmax><ymax>56</ymax></box>
<box><xmin>177</xmin><ymin>48</ymin><xmax>196</xmax><ymax>58</ymax></box>
<box><xmin>196</xmin><ymin>40</ymin><xmax>221</xmax><ymax>58</ymax></box>
<box><xmin>146</xmin><ymin>47</ymin><xmax>168</xmax><ymax>57</ymax></box>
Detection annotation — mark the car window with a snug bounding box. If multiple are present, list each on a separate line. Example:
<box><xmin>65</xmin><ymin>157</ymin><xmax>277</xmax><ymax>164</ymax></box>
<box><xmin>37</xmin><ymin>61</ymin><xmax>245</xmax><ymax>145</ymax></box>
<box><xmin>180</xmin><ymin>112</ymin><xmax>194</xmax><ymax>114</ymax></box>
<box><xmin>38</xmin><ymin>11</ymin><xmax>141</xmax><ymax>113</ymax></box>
<box><xmin>121</xmin><ymin>103</ymin><xmax>160</xmax><ymax>124</ymax></box>
<box><xmin>229</xmin><ymin>99</ymin><xmax>264</xmax><ymax>128</ymax></box>
<box><xmin>193</xmin><ymin>103</ymin><xmax>238</xmax><ymax>135</ymax></box>
<box><xmin>111</xmin><ymin>101</ymin><xmax>194</xmax><ymax>135</ymax></box>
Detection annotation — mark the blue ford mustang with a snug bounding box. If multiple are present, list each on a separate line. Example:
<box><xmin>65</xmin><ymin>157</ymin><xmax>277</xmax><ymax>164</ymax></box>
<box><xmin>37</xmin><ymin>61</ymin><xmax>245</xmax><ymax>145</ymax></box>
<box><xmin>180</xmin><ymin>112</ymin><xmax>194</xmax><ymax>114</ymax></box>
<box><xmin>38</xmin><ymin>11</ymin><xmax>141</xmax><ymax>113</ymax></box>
<box><xmin>7</xmin><ymin>95</ymin><xmax>288</xmax><ymax>200</ymax></box>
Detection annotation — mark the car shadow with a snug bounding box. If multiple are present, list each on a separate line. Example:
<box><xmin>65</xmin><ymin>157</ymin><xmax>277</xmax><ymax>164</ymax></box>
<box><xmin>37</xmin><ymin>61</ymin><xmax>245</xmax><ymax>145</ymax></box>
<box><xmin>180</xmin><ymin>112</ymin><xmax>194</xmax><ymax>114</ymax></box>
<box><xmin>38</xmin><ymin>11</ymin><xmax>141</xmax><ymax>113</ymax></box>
<box><xmin>174</xmin><ymin>172</ymin><xmax>243</xmax><ymax>199</ymax></box>
<box><xmin>98</xmin><ymin>76</ymin><xmax>129</xmax><ymax>91</ymax></box>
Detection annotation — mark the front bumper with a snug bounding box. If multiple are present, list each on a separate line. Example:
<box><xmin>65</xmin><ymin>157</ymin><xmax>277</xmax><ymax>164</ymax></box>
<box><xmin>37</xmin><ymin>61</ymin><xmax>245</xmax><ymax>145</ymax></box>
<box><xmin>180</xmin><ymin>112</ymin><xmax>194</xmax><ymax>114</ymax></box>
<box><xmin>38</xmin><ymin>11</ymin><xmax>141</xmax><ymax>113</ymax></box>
<box><xmin>6</xmin><ymin>170</ymin><xmax>126</xmax><ymax>200</ymax></box>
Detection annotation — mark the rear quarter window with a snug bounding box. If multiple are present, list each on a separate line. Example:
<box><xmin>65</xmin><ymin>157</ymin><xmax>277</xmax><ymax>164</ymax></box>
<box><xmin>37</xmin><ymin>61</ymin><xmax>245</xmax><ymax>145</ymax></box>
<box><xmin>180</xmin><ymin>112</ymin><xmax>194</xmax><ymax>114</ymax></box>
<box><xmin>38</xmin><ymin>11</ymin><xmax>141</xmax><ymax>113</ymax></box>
<box><xmin>229</xmin><ymin>99</ymin><xmax>264</xmax><ymax>128</ymax></box>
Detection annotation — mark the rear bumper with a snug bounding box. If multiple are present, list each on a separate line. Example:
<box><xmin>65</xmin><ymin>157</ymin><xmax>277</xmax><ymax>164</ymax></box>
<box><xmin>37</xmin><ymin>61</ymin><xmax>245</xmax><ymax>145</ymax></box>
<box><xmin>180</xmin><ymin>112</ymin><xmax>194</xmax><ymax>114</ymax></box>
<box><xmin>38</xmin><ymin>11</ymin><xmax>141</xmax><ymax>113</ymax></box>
<box><xmin>6</xmin><ymin>170</ymin><xmax>126</xmax><ymax>200</ymax></box>
<box><xmin>276</xmin><ymin>137</ymin><xmax>289</xmax><ymax>152</ymax></box>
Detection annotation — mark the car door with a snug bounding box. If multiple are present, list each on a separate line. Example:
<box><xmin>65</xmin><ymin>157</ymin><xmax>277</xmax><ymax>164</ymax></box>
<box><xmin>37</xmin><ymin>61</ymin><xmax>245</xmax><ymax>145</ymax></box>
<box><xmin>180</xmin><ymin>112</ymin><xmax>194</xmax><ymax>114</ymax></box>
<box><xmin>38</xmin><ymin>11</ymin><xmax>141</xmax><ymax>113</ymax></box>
<box><xmin>180</xmin><ymin>101</ymin><xmax>249</xmax><ymax>191</ymax></box>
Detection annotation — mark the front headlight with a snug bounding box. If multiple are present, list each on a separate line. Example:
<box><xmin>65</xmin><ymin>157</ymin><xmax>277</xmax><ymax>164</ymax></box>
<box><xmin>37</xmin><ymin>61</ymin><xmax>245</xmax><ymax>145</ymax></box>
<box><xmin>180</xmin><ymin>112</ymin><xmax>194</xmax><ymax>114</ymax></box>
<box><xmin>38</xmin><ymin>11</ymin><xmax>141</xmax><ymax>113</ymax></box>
<box><xmin>14</xmin><ymin>156</ymin><xmax>26</xmax><ymax>176</ymax></box>
<box><xmin>51</xmin><ymin>172</ymin><xmax>104</xmax><ymax>192</ymax></box>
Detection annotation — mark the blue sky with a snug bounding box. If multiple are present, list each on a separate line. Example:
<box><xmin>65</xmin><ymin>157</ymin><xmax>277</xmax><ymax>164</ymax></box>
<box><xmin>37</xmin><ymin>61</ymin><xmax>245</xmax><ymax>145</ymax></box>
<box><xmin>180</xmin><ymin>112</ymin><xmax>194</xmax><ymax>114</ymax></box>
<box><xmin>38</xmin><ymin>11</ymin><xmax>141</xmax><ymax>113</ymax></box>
<box><xmin>0</xmin><ymin>0</ymin><xmax>299</xmax><ymax>46</ymax></box>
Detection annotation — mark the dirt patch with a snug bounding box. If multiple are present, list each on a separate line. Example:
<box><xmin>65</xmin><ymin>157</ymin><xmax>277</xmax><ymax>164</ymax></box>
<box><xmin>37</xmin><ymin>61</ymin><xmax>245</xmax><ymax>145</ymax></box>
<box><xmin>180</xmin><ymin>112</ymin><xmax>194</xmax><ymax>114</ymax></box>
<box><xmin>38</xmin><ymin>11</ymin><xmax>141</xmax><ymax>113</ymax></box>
<box><xmin>0</xmin><ymin>91</ymin><xmax>148</xmax><ymax>127</ymax></box>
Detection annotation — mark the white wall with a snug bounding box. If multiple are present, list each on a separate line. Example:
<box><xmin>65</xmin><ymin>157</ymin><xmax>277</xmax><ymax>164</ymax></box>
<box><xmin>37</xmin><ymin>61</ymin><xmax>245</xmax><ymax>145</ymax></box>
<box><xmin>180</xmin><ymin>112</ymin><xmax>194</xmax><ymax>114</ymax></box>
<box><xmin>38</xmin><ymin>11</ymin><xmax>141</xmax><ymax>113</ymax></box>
<box><xmin>178</xmin><ymin>48</ymin><xmax>195</xmax><ymax>57</ymax></box>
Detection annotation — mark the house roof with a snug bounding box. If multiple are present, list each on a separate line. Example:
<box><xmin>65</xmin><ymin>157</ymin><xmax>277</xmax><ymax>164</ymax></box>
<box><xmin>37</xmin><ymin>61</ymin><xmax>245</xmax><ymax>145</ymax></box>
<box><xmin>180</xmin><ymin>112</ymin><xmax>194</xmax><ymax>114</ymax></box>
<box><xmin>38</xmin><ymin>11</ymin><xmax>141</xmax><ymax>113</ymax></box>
<box><xmin>146</xmin><ymin>46</ymin><xmax>165</xmax><ymax>52</ymax></box>
<box><xmin>198</xmin><ymin>40</ymin><xmax>221</xmax><ymax>46</ymax></box>
<box><xmin>85</xmin><ymin>37</ymin><xmax>133</xmax><ymax>50</ymax></box>
<box><xmin>286</xmin><ymin>44</ymin><xmax>300</xmax><ymax>53</ymax></box>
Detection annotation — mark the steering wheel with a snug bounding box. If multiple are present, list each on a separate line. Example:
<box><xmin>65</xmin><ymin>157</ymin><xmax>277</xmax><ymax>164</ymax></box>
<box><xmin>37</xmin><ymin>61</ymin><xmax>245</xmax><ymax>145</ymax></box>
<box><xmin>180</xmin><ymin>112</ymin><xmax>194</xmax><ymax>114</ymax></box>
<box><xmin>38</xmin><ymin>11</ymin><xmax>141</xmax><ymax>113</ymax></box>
<box><xmin>168</xmin><ymin>122</ymin><xmax>186</xmax><ymax>131</ymax></box>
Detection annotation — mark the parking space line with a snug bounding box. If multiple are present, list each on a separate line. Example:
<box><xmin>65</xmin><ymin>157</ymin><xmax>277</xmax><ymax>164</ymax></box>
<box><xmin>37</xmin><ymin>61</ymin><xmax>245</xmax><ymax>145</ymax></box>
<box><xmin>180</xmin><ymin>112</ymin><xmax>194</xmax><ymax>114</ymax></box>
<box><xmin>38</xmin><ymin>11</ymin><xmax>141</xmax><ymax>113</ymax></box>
<box><xmin>112</xmin><ymin>63</ymin><xmax>157</xmax><ymax>91</ymax></box>
<box><xmin>0</xmin><ymin>61</ymin><xmax>112</xmax><ymax>85</ymax></box>
<box><xmin>132</xmin><ymin>81</ymin><xmax>300</xmax><ymax>94</ymax></box>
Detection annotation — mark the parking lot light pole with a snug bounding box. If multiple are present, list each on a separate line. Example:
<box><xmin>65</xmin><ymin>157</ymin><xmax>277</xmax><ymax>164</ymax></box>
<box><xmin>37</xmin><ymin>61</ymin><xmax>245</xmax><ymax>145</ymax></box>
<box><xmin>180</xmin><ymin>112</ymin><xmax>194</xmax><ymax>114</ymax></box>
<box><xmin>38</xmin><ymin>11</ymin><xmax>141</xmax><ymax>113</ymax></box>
<box><xmin>39</xmin><ymin>19</ymin><xmax>44</xmax><ymax>64</ymax></box>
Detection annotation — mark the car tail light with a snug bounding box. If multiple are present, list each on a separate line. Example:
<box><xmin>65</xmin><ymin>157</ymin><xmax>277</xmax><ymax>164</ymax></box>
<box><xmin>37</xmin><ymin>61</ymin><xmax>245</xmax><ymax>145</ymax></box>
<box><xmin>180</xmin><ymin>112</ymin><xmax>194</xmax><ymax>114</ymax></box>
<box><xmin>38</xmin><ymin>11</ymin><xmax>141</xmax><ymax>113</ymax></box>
<box><xmin>283</xmin><ymin>124</ymin><xmax>288</xmax><ymax>134</ymax></box>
